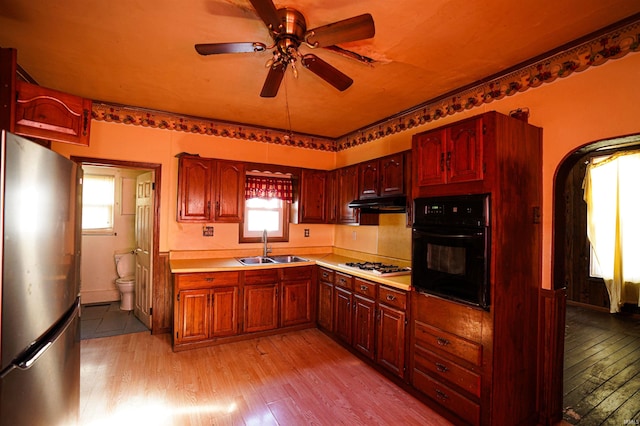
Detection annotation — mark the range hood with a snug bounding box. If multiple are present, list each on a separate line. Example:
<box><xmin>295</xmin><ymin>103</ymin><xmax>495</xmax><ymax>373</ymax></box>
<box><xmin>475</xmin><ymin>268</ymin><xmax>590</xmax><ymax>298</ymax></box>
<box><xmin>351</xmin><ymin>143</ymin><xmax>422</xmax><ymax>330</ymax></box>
<box><xmin>347</xmin><ymin>195</ymin><xmax>407</xmax><ymax>213</ymax></box>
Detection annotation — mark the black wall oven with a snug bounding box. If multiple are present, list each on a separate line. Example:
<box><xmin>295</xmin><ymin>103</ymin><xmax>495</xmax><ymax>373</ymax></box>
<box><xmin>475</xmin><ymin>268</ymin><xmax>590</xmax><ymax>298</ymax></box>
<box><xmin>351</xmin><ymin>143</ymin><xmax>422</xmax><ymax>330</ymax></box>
<box><xmin>412</xmin><ymin>194</ymin><xmax>490</xmax><ymax>310</ymax></box>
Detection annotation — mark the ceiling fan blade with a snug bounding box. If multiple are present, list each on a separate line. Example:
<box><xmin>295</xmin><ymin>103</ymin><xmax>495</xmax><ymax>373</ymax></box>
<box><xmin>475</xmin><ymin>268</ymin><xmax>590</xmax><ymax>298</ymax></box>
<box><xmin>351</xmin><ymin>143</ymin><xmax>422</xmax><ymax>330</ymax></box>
<box><xmin>306</xmin><ymin>14</ymin><xmax>375</xmax><ymax>47</ymax></box>
<box><xmin>302</xmin><ymin>54</ymin><xmax>353</xmax><ymax>91</ymax></box>
<box><xmin>323</xmin><ymin>45</ymin><xmax>375</xmax><ymax>65</ymax></box>
<box><xmin>260</xmin><ymin>62</ymin><xmax>287</xmax><ymax>98</ymax></box>
<box><xmin>248</xmin><ymin>0</ymin><xmax>281</xmax><ymax>31</ymax></box>
<box><xmin>195</xmin><ymin>42</ymin><xmax>267</xmax><ymax>55</ymax></box>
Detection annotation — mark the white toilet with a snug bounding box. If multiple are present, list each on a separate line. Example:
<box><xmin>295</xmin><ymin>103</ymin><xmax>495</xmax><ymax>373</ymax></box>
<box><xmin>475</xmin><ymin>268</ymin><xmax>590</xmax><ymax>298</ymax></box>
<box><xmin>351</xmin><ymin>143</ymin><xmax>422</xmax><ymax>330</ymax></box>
<box><xmin>114</xmin><ymin>250</ymin><xmax>136</xmax><ymax>311</ymax></box>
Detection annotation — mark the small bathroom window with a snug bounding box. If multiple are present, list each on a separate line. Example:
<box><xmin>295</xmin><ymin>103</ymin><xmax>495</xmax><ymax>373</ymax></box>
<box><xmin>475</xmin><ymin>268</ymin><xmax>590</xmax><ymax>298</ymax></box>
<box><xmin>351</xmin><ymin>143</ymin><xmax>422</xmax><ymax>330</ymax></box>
<box><xmin>82</xmin><ymin>173</ymin><xmax>115</xmax><ymax>234</ymax></box>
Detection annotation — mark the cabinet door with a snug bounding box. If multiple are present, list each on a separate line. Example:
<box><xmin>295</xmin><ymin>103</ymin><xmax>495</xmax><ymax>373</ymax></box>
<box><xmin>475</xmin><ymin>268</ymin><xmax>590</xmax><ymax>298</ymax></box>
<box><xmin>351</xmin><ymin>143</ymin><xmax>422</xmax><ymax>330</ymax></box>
<box><xmin>299</xmin><ymin>169</ymin><xmax>327</xmax><ymax>223</ymax></box>
<box><xmin>334</xmin><ymin>286</ymin><xmax>353</xmax><ymax>344</ymax></box>
<box><xmin>211</xmin><ymin>286</ymin><xmax>239</xmax><ymax>337</ymax></box>
<box><xmin>215</xmin><ymin>161</ymin><xmax>245</xmax><ymax>222</ymax></box>
<box><xmin>176</xmin><ymin>289</ymin><xmax>210</xmax><ymax>343</ymax></box>
<box><xmin>317</xmin><ymin>279</ymin><xmax>334</xmax><ymax>331</ymax></box>
<box><xmin>281</xmin><ymin>279</ymin><xmax>311</xmax><ymax>327</ymax></box>
<box><xmin>325</xmin><ymin>169</ymin><xmax>338</xmax><ymax>224</ymax></box>
<box><xmin>353</xmin><ymin>294</ymin><xmax>376</xmax><ymax>360</ymax></box>
<box><xmin>377</xmin><ymin>304</ymin><xmax>406</xmax><ymax>378</ymax></box>
<box><xmin>447</xmin><ymin>117</ymin><xmax>483</xmax><ymax>184</ymax></box>
<box><xmin>414</xmin><ymin>129</ymin><xmax>446</xmax><ymax>187</ymax></box>
<box><xmin>244</xmin><ymin>283</ymin><xmax>279</xmax><ymax>333</ymax></box>
<box><xmin>379</xmin><ymin>153</ymin><xmax>404</xmax><ymax>197</ymax></box>
<box><xmin>337</xmin><ymin>165</ymin><xmax>359</xmax><ymax>224</ymax></box>
<box><xmin>177</xmin><ymin>156</ymin><xmax>214</xmax><ymax>222</ymax></box>
<box><xmin>358</xmin><ymin>159</ymin><xmax>379</xmax><ymax>199</ymax></box>
<box><xmin>14</xmin><ymin>80</ymin><xmax>92</xmax><ymax>146</ymax></box>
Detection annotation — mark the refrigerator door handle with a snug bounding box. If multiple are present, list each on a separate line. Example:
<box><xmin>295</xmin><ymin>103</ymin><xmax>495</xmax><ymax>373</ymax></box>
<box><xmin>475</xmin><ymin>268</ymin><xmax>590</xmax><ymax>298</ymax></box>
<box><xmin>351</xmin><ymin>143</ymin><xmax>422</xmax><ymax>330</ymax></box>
<box><xmin>0</xmin><ymin>298</ymin><xmax>80</xmax><ymax>379</ymax></box>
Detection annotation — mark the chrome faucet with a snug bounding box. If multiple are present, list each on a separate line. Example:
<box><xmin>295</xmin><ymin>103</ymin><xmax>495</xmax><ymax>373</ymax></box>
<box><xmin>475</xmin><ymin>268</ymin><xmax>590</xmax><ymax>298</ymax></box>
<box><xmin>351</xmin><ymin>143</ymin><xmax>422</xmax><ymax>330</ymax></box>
<box><xmin>262</xmin><ymin>229</ymin><xmax>271</xmax><ymax>257</ymax></box>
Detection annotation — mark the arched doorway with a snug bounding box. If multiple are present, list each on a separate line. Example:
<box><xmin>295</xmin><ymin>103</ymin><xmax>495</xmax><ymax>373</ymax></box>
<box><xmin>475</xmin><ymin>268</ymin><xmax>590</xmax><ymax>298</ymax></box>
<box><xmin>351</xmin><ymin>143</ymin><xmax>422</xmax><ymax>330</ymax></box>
<box><xmin>544</xmin><ymin>133</ymin><xmax>640</xmax><ymax>424</ymax></box>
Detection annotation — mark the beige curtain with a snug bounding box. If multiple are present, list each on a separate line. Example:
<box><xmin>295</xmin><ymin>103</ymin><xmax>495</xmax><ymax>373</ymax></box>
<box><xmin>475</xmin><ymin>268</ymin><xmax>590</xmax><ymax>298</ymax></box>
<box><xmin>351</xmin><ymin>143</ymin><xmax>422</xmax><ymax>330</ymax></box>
<box><xmin>583</xmin><ymin>150</ymin><xmax>640</xmax><ymax>313</ymax></box>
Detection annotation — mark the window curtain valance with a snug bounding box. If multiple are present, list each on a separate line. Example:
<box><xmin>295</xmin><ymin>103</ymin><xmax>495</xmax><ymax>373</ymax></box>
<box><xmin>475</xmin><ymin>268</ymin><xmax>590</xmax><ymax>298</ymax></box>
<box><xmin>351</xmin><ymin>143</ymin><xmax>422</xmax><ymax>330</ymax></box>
<box><xmin>245</xmin><ymin>175</ymin><xmax>293</xmax><ymax>202</ymax></box>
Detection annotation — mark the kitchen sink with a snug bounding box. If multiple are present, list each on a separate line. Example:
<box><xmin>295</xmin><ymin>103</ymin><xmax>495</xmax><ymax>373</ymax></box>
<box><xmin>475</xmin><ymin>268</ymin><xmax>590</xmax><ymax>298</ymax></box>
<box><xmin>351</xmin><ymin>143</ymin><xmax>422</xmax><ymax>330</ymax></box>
<box><xmin>269</xmin><ymin>255</ymin><xmax>308</xmax><ymax>264</ymax></box>
<box><xmin>237</xmin><ymin>256</ymin><xmax>276</xmax><ymax>265</ymax></box>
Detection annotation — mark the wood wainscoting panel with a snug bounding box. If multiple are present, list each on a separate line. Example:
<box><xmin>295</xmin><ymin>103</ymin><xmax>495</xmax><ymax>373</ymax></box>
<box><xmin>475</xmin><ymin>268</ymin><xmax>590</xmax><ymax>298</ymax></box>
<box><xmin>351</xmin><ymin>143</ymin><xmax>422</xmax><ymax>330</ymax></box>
<box><xmin>152</xmin><ymin>252</ymin><xmax>172</xmax><ymax>334</ymax></box>
<box><xmin>538</xmin><ymin>287</ymin><xmax>567</xmax><ymax>425</ymax></box>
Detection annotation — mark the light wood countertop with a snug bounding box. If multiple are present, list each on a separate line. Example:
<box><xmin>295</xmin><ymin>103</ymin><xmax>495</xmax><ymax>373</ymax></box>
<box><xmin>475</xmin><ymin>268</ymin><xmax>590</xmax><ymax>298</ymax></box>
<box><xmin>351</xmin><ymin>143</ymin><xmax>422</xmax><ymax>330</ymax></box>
<box><xmin>170</xmin><ymin>253</ymin><xmax>412</xmax><ymax>291</ymax></box>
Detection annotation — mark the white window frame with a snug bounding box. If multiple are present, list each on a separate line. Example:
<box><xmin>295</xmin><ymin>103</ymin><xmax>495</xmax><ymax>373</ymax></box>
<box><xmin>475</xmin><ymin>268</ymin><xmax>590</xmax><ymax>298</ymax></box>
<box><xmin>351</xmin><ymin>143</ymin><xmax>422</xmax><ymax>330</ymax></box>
<box><xmin>240</xmin><ymin>197</ymin><xmax>290</xmax><ymax>243</ymax></box>
<box><xmin>81</xmin><ymin>173</ymin><xmax>116</xmax><ymax>235</ymax></box>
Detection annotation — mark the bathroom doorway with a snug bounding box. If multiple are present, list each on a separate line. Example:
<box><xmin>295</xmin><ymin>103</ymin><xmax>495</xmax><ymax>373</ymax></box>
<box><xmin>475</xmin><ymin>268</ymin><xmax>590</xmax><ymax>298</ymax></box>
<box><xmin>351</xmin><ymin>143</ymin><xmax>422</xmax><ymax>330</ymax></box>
<box><xmin>73</xmin><ymin>156</ymin><xmax>161</xmax><ymax>332</ymax></box>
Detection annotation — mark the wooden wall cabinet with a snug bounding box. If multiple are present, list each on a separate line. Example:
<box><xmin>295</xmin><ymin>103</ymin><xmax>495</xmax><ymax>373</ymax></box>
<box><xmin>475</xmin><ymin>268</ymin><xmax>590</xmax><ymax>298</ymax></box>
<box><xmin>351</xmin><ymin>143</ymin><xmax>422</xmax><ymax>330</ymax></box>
<box><xmin>176</xmin><ymin>155</ymin><xmax>244</xmax><ymax>223</ymax></box>
<box><xmin>12</xmin><ymin>80</ymin><xmax>92</xmax><ymax>146</ymax></box>
<box><xmin>297</xmin><ymin>169</ymin><xmax>327</xmax><ymax>223</ymax></box>
<box><xmin>358</xmin><ymin>152</ymin><xmax>405</xmax><ymax>199</ymax></box>
<box><xmin>413</xmin><ymin>116</ymin><xmax>483</xmax><ymax>192</ymax></box>
<box><xmin>336</xmin><ymin>165</ymin><xmax>359</xmax><ymax>224</ymax></box>
<box><xmin>174</xmin><ymin>272</ymin><xmax>240</xmax><ymax>345</ymax></box>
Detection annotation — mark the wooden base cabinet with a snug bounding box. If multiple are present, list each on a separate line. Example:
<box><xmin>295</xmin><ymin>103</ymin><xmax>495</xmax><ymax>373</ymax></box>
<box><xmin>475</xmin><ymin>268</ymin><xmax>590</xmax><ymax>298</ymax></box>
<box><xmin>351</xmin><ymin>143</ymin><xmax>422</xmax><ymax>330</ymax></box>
<box><xmin>317</xmin><ymin>268</ymin><xmax>335</xmax><ymax>331</ymax></box>
<box><xmin>173</xmin><ymin>266</ymin><xmax>315</xmax><ymax>351</ymax></box>
<box><xmin>174</xmin><ymin>272</ymin><xmax>240</xmax><ymax>346</ymax></box>
<box><xmin>281</xmin><ymin>266</ymin><xmax>314</xmax><ymax>327</ymax></box>
<box><xmin>319</xmin><ymin>269</ymin><xmax>409</xmax><ymax>379</ymax></box>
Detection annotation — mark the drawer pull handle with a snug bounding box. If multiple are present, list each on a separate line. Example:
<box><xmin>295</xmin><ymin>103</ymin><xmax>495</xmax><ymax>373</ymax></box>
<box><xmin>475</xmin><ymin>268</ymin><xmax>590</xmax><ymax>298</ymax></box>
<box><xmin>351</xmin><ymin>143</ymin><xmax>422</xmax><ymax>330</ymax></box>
<box><xmin>205</xmin><ymin>278</ymin><xmax>215</xmax><ymax>282</ymax></box>
<box><xmin>435</xmin><ymin>389</ymin><xmax>449</xmax><ymax>401</ymax></box>
<box><xmin>386</xmin><ymin>294</ymin><xmax>396</xmax><ymax>301</ymax></box>
<box><xmin>360</xmin><ymin>285</ymin><xmax>368</xmax><ymax>291</ymax></box>
<box><xmin>436</xmin><ymin>337</ymin><xmax>450</xmax><ymax>346</ymax></box>
<box><xmin>435</xmin><ymin>362</ymin><xmax>449</xmax><ymax>373</ymax></box>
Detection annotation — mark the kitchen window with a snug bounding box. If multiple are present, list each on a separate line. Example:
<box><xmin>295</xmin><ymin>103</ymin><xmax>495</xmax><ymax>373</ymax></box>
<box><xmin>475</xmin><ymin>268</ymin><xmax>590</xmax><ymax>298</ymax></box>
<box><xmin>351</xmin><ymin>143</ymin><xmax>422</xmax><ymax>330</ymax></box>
<box><xmin>81</xmin><ymin>173</ymin><xmax>115</xmax><ymax>233</ymax></box>
<box><xmin>239</xmin><ymin>173</ymin><xmax>292</xmax><ymax>243</ymax></box>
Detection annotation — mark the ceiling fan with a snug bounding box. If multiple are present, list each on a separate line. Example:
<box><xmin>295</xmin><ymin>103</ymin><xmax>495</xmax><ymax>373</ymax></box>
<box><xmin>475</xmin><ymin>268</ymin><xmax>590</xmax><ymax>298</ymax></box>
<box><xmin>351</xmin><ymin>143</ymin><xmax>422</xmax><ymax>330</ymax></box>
<box><xmin>195</xmin><ymin>0</ymin><xmax>375</xmax><ymax>97</ymax></box>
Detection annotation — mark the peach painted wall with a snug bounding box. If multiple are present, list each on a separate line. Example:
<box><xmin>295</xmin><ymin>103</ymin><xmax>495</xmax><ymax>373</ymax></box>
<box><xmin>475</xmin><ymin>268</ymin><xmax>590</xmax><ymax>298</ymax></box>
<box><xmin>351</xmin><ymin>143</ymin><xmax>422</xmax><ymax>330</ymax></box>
<box><xmin>53</xmin><ymin>51</ymin><xmax>640</xmax><ymax>288</ymax></box>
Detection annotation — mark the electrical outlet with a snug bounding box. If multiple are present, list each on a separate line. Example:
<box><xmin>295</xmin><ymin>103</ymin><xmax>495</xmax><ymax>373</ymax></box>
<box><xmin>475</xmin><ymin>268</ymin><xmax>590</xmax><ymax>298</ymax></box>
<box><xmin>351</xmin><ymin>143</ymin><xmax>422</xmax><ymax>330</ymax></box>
<box><xmin>202</xmin><ymin>226</ymin><xmax>214</xmax><ymax>237</ymax></box>
<box><xmin>304</xmin><ymin>228</ymin><xmax>310</xmax><ymax>237</ymax></box>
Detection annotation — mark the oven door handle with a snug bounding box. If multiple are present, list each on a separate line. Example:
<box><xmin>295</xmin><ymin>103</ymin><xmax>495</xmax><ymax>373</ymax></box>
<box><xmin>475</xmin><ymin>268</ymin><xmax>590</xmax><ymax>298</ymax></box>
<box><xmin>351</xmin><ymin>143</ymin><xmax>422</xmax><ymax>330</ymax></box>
<box><xmin>414</xmin><ymin>230</ymin><xmax>482</xmax><ymax>239</ymax></box>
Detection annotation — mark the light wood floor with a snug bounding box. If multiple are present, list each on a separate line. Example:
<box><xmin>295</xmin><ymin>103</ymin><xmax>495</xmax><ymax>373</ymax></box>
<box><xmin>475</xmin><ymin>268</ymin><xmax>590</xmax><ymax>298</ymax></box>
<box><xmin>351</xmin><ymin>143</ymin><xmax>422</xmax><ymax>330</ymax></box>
<box><xmin>80</xmin><ymin>328</ymin><xmax>452</xmax><ymax>425</ymax></box>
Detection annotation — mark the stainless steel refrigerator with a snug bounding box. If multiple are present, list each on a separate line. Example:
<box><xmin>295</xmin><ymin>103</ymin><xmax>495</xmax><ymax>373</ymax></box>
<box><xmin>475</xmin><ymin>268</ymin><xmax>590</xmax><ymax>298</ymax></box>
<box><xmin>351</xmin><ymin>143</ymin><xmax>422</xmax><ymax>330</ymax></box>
<box><xmin>0</xmin><ymin>130</ymin><xmax>82</xmax><ymax>425</ymax></box>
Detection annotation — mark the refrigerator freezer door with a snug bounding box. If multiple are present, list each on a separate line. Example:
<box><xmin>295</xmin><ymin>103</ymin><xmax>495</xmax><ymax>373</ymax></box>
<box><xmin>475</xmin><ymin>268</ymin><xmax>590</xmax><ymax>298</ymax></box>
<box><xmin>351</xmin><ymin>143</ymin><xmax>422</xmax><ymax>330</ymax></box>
<box><xmin>0</xmin><ymin>302</ymin><xmax>80</xmax><ymax>425</ymax></box>
<box><xmin>1</xmin><ymin>132</ymin><xmax>80</xmax><ymax>372</ymax></box>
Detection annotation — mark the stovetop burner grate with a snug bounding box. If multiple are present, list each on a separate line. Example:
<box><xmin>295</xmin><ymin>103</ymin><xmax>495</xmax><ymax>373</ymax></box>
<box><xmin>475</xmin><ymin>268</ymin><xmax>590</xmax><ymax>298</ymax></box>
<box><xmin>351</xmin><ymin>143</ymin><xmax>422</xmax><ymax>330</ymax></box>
<box><xmin>341</xmin><ymin>262</ymin><xmax>411</xmax><ymax>276</ymax></box>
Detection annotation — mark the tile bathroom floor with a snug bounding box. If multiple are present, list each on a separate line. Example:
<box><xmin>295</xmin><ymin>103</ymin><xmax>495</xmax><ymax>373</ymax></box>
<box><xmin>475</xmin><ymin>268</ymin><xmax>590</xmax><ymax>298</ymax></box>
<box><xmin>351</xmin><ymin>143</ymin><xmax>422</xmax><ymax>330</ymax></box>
<box><xmin>80</xmin><ymin>302</ymin><xmax>148</xmax><ymax>340</ymax></box>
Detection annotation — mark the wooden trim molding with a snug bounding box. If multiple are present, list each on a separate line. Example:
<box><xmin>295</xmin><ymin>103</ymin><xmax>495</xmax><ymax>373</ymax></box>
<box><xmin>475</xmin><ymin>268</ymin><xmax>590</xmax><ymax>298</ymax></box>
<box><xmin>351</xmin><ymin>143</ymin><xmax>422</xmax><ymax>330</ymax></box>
<box><xmin>88</xmin><ymin>17</ymin><xmax>640</xmax><ymax>152</ymax></box>
<box><xmin>153</xmin><ymin>252</ymin><xmax>172</xmax><ymax>334</ymax></box>
<box><xmin>537</xmin><ymin>287</ymin><xmax>567</xmax><ymax>425</ymax></box>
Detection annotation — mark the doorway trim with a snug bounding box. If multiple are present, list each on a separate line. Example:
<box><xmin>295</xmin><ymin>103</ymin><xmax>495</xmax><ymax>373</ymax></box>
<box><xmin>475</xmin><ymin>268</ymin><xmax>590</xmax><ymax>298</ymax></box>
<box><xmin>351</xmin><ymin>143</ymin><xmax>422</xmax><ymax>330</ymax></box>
<box><xmin>72</xmin><ymin>156</ymin><xmax>161</xmax><ymax>332</ymax></box>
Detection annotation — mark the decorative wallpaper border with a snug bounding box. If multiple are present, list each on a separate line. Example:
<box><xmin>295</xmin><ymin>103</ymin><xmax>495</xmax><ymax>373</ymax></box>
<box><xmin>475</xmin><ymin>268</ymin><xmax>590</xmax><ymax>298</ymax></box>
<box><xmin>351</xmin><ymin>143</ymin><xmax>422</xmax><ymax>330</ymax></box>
<box><xmin>92</xmin><ymin>18</ymin><xmax>640</xmax><ymax>152</ymax></box>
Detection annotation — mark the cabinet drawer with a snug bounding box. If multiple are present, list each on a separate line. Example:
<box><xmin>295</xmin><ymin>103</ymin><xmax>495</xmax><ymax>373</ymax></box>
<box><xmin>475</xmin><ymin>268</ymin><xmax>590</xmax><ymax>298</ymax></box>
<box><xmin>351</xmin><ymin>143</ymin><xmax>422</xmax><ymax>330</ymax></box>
<box><xmin>244</xmin><ymin>269</ymin><xmax>279</xmax><ymax>284</ymax></box>
<box><xmin>176</xmin><ymin>272</ymin><xmax>239</xmax><ymax>290</ymax></box>
<box><xmin>335</xmin><ymin>272</ymin><xmax>353</xmax><ymax>290</ymax></box>
<box><xmin>413</xmin><ymin>369</ymin><xmax>480</xmax><ymax>426</ymax></box>
<box><xmin>281</xmin><ymin>266</ymin><xmax>312</xmax><ymax>281</ymax></box>
<box><xmin>415</xmin><ymin>320</ymin><xmax>482</xmax><ymax>366</ymax></box>
<box><xmin>318</xmin><ymin>267</ymin><xmax>335</xmax><ymax>283</ymax></box>
<box><xmin>378</xmin><ymin>286</ymin><xmax>407</xmax><ymax>310</ymax></box>
<box><xmin>354</xmin><ymin>278</ymin><xmax>377</xmax><ymax>298</ymax></box>
<box><xmin>414</xmin><ymin>345</ymin><xmax>481</xmax><ymax>397</ymax></box>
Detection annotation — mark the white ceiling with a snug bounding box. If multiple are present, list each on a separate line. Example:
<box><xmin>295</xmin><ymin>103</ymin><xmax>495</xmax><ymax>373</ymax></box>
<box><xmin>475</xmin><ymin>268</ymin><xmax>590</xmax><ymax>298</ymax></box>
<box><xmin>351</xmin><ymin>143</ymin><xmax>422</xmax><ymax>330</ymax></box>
<box><xmin>1</xmin><ymin>0</ymin><xmax>639</xmax><ymax>139</ymax></box>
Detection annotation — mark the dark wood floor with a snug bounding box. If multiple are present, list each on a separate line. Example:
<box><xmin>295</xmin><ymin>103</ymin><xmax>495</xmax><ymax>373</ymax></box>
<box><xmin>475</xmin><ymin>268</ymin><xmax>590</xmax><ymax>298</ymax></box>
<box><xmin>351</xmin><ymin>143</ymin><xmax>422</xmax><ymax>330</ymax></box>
<box><xmin>563</xmin><ymin>304</ymin><xmax>640</xmax><ymax>425</ymax></box>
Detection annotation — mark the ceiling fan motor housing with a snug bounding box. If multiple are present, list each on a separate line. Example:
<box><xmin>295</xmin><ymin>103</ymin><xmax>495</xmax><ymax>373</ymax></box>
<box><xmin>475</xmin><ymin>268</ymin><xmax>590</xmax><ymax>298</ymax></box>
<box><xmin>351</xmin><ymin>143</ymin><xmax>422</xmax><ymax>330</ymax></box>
<box><xmin>273</xmin><ymin>8</ymin><xmax>306</xmax><ymax>56</ymax></box>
